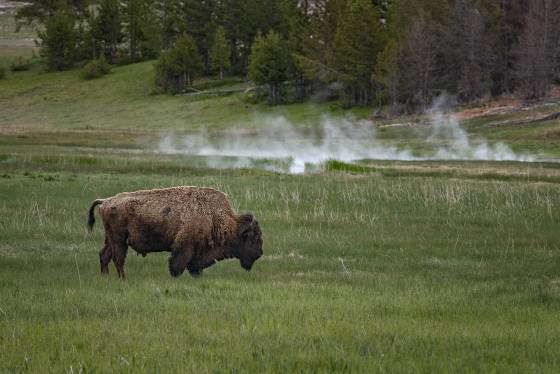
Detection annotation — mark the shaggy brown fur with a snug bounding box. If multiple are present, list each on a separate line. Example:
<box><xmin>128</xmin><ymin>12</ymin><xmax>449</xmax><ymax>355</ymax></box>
<box><xmin>87</xmin><ymin>186</ymin><xmax>263</xmax><ymax>279</ymax></box>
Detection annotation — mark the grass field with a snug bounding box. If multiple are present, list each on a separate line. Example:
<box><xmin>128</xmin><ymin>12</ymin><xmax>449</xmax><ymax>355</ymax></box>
<box><xmin>2</xmin><ymin>14</ymin><xmax>560</xmax><ymax>372</ymax></box>
<box><xmin>1</xmin><ymin>160</ymin><xmax>560</xmax><ymax>372</ymax></box>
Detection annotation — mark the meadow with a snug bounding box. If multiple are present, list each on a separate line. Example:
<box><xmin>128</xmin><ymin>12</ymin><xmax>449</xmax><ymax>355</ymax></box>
<box><xmin>1</xmin><ymin>160</ymin><xmax>560</xmax><ymax>372</ymax></box>
<box><xmin>2</xmin><ymin>17</ymin><xmax>560</xmax><ymax>373</ymax></box>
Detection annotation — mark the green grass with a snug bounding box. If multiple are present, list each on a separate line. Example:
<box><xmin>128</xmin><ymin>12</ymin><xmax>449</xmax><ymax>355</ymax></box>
<box><xmin>1</xmin><ymin>161</ymin><xmax>560</xmax><ymax>372</ymax></box>
<box><xmin>324</xmin><ymin>159</ymin><xmax>378</xmax><ymax>174</ymax></box>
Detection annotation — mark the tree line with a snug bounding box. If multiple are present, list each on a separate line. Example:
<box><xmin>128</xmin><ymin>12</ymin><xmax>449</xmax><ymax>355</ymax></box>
<box><xmin>17</xmin><ymin>0</ymin><xmax>560</xmax><ymax>109</ymax></box>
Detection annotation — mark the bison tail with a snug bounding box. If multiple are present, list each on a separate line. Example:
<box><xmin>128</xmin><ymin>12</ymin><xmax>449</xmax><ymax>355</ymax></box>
<box><xmin>87</xmin><ymin>199</ymin><xmax>104</xmax><ymax>231</ymax></box>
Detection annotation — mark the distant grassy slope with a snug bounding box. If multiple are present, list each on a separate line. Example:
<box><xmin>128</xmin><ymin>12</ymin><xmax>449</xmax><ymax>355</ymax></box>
<box><xmin>0</xmin><ymin>61</ymin><xmax>369</xmax><ymax>132</ymax></box>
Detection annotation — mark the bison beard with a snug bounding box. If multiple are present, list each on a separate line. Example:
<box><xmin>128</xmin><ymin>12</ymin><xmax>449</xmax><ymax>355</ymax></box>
<box><xmin>87</xmin><ymin>186</ymin><xmax>263</xmax><ymax>279</ymax></box>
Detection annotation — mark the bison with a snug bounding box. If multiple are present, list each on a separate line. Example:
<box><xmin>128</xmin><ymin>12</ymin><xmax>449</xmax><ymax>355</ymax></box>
<box><xmin>87</xmin><ymin>186</ymin><xmax>263</xmax><ymax>279</ymax></box>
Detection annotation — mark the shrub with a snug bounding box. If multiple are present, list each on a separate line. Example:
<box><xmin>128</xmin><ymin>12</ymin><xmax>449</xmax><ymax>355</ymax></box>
<box><xmin>10</xmin><ymin>57</ymin><xmax>31</xmax><ymax>72</ymax></box>
<box><xmin>81</xmin><ymin>56</ymin><xmax>112</xmax><ymax>80</ymax></box>
<box><xmin>0</xmin><ymin>66</ymin><xmax>6</xmax><ymax>80</ymax></box>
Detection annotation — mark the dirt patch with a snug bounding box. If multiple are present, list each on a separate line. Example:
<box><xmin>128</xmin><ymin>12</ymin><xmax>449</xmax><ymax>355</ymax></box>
<box><xmin>449</xmin><ymin>90</ymin><xmax>560</xmax><ymax>123</ymax></box>
<box><xmin>377</xmin><ymin>122</ymin><xmax>417</xmax><ymax>129</ymax></box>
<box><xmin>455</xmin><ymin>97</ymin><xmax>522</xmax><ymax>121</ymax></box>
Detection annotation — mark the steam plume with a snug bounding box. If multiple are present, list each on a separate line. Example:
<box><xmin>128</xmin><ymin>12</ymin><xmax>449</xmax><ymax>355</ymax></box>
<box><xmin>158</xmin><ymin>110</ymin><xmax>536</xmax><ymax>173</ymax></box>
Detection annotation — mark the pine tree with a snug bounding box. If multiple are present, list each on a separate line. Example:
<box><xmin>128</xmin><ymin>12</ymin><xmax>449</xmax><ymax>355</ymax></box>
<box><xmin>439</xmin><ymin>0</ymin><xmax>492</xmax><ymax>102</ymax></box>
<box><xmin>123</xmin><ymin>0</ymin><xmax>159</xmax><ymax>61</ymax></box>
<box><xmin>248</xmin><ymin>31</ymin><xmax>293</xmax><ymax>104</ymax></box>
<box><xmin>220</xmin><ymin>0</ymin><xmax>295</xmax><ymax>74</ymax></box>
<box><xmin>373</xmin><ymin>38</ymin><xmax>399</xmax><ymax>110</ymax></box>
<box><xmin>16</xmin><ymin>0</ymin><xmax>89</xmax><ymax>26</ymax></box>
<box><xmin>515</xmin><ymin>0</ymin><xmax>560</xmax><ymax>98</ymax></box>
<box><xmin>307</xmin><ymin>0</ymin><xmax>346</xmax><ymax>55</ymax></box>
<box><xmin>155</xmin><ymin>34</ymin><xmax>203</xmax><ymax>92</ymax></box>
<box><xmin>123</xmin><ymin>0</ymin><xmax>140</xmax><ymax>60</ymax></box>
<box><xmin>379</xmin><ymin>0</ymin><xmax>449</xmax><ymax>110</ymax></box>
<box><xmin>93</xmin><ymin>0</ymin><xmax>122</xmax><ymax>63</ymax></box>
<box><xmin>139</xmin><ymin>3</ymin><xmax>162</xmax><ymax>59</ymax></box>
<box><xmin>495</xmin><ymin>0</ymin><xmax>529</xmax><ymax>95</ymax></box>
<box><xmin>386</xmin><ymin>0</ymin><xmax>448</xmax><ymax>37</ymax></box>
<box><xmin>290</xmin><ymin>0</ymin><xmax>314</xmax><ymax>101</ymax></box>
<box><xmin>209</xmin><ymin>26</ymin><xmax>231</xmax><ymax>79</ymax></box>
<box><xmin>155</xmin><ymin>0</ymin><xmax>182</xmax><ymax>49</ymax></box>
<box><xmin>39</xmin><ymin>5</ymin><xmax>78</xmax><ymax>71</ymax></box>
<box><xmin>173</xmin><ymin>35</ymin><xmax>203</xmax><ymax>86</ymax></box>
<box><xmin>179</xmin><ymin>0</ymin><xmax>217</xmax><ymax>71</ymax></box>
<box><xmin>398</xmin><ymin>16</ymin><xmax>439</xmax><ymax>110</ymax></box>
<box><xmin>218</xmin><ymin>0</ymin><xmax>247</xmax><ymax>73</ymax></box>
<box><xmin>330</xmin><ymin>0</ymin><xmax>385</xmax><ymax>105</ymax></box>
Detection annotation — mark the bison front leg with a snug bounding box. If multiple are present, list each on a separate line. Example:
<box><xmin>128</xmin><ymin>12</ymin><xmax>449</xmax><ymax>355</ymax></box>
<box><xmin>186</xmin><ymin>262</ymin><xmax>203</xmax><ymax>277</ymax></box>
<box><xmin>99</xmin><ymin>236</ymin><xmax>112</xmax><ymax>274</ymax></box>
<box><xmin>168</xmin><ymin>246</ymin><xmax>193</xmax><ymax>278</ymax></box>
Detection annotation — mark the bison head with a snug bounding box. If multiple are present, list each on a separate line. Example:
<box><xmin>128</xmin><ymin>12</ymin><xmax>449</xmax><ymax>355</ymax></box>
<box><xmin>236</xmin><ymin>214</ymin><xmax>263</xmax><ymax>271</ymax></box>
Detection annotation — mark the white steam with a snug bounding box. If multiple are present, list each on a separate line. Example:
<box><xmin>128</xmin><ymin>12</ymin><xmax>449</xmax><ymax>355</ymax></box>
<box><xmin>427</xmin><ymin>112</ymin><xmax>534</xmax><ymax>162</ymax></box>
<box><xmin>158</xmin><ymin>111</ymin><xmax>535</xmax><ymax>173</ymax></box>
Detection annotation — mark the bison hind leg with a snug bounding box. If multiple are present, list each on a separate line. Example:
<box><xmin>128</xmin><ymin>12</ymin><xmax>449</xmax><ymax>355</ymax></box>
<box><xmin>108</xmin><ymin>235</ymin><xmax>128</xmax><ymax>279</ymax></box>
<box><xmin>99</xmin><ymin>237</ymin><xmax>112</xmax><ymax>274</ymax></box>
<box><xmin>168</xmin><ymin>249</ymin><xmax>192</xmax><ymax>278</ymax></box>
